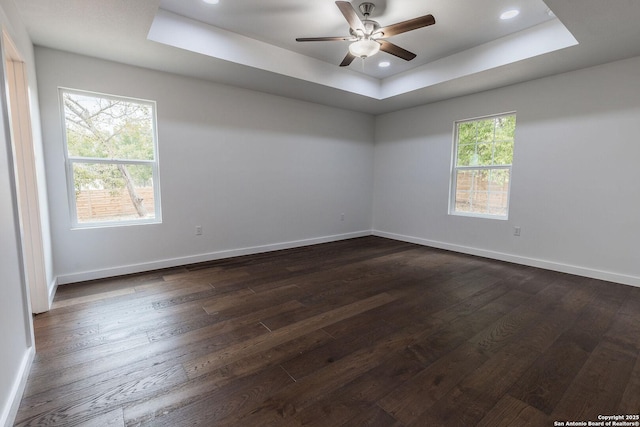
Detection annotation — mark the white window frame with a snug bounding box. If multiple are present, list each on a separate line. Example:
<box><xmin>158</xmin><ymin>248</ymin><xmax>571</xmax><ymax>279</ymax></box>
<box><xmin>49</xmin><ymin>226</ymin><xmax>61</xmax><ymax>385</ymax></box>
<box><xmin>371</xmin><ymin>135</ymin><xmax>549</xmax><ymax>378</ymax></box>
<box><xmin>60</xmin><ymin>88</ymin><xmax>162</xmax><ymax>228</ymax></box>
<box><xmin>449</xmin><ymin>112</ymin><xmax>516</xmax><ymax>220</ymax></box>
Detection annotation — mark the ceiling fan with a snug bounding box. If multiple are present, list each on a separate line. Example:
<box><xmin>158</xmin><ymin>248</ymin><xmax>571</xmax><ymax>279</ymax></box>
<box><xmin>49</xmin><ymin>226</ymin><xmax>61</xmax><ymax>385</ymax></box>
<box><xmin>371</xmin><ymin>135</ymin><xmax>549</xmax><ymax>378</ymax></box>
<box><xmin>296</xmin><ymin>1</ymin><xmax>436</xmax><ymax>67</ymax></box>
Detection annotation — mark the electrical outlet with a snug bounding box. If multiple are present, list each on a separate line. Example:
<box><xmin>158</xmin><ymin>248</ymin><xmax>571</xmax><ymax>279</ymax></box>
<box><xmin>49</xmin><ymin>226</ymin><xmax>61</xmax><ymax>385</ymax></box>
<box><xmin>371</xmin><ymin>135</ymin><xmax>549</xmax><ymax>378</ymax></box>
<box><xmin>513</xmin><ymin>226</ymin><xmax>521</xmax><ymax>236</ymax></box>
<box><xmin>195</xmin><ymin>225</ymin><xmax>203</xmax><ymax>236</ymax></box>
<box><xmin>340</xmin><ymin>213</ymin><xmax>345</xmax><ymax>221</ymax></box>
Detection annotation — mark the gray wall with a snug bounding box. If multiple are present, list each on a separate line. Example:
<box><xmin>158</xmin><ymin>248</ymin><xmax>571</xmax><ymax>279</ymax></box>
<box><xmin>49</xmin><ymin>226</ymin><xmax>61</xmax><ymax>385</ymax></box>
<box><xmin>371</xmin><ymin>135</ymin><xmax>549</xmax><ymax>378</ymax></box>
<box><xmin>373</xmin><ymin>56</ymin><xmax>640</xmax><ymax>286</ymax></box>
<box><xmin>35</xmin><ymin>48</ymin><xmax>375</xmax><ymax>283</ymax></box>
<box><xmin>35</xmin><ymin>48</ymin><xmax>640</xmax><ymax>287</ymax></box>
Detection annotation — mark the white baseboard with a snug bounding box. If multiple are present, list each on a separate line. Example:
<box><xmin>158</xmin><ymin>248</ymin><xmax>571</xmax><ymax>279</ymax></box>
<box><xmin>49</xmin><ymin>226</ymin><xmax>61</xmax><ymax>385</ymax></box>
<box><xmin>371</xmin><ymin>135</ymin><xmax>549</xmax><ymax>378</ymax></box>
<box><xmin>56</xmin><ymin>230</ymin><xmax>372</xmax><ymax>285</ymax></box>
<box><xmin>54</xmin><ymin>229</ymin><xmax>640</xmax><ymax>288</ymax></box>
<box><xmin>372</xmin><ymin>230</ymin><xmax>640</xmax><ymax>288</ymax></box>
<box><xmin>1</xmin><ymin>346</ymin><xmax>35</xmax><ymax>427</ymax></box>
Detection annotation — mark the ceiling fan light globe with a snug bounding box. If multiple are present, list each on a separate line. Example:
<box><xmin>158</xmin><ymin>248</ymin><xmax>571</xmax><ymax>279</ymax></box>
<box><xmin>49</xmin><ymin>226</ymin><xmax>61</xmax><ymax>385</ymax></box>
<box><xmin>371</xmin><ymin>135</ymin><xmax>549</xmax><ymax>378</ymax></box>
<box><xmin>349</xmin><ymin>39</ymin><xmax>380</xmax><ymax>58</ymax></box>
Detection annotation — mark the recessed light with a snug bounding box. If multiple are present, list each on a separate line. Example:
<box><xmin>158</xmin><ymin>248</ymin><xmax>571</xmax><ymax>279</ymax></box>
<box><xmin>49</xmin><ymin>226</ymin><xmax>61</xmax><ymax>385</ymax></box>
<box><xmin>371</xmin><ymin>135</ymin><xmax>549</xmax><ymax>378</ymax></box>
<box><xmin>378</xmin><ymin>61</ymin><xmax>391</xmax><ymax>68</ymax></box>
<box><xmin>500</xmin><ymin>9</ymin><xmax>520</xmax><ymax>20</ymax></box>
<box><xmin>202</xmin><ymin>0</ymin><xmax>219</xmax><ymax>4</ymax></box>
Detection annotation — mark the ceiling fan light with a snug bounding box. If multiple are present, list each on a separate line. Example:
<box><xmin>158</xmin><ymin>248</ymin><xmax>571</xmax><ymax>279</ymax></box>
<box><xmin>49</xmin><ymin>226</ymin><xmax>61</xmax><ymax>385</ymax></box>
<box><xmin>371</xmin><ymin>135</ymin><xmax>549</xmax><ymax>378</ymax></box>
<box><xmin>349</xmin><ymin>39</ymin><xmax>380</xmax><ymax>58</ymax></box>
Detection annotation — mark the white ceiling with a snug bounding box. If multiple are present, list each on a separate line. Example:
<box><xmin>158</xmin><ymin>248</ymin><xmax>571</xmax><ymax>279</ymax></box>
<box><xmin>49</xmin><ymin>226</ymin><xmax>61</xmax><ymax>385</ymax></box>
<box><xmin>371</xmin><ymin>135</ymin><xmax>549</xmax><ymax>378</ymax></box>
<box><xmin>158</xmin><ymin>0</ymin><xmax>555</xmax><ymax>79</ymax></box>
<box><xmin>11</xmin><ymin>0</ymin><xmax>640</xmax><ymax>114</ymax></box>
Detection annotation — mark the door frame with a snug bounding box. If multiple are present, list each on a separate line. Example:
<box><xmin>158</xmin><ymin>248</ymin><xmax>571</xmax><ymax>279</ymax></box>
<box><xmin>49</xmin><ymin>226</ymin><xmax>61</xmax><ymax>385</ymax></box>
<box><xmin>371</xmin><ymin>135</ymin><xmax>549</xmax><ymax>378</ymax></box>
<box><xmin>3</xmin><ymin>30</ymin><xmax>50</xmax><ymax>313</ymax></box>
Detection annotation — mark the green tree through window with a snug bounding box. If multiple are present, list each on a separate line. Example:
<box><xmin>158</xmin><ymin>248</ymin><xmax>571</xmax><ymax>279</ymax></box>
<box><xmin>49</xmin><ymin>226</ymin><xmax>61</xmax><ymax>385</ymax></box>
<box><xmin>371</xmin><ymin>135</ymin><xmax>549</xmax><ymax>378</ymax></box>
<box><xmin>61</xmin><ymin>89</ymin><xmax>161</xmax><ymax>226</ymax></box>
<box><xmin>451</xmin><ymin>113</ymin><xmax>516</xmax><ymax>218</ymax></box>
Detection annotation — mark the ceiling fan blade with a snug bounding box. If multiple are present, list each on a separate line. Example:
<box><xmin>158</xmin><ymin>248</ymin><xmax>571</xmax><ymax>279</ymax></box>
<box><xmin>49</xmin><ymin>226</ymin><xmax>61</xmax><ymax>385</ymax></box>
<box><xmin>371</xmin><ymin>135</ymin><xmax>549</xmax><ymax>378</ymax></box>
<box><xmin>296</xmin><ymin>36</ymin><xmax>355</xmax><ymax>42</ymax></box>
<box><xmin>336</xmin><ymin>1</ymin><xmax>365</xmax><ymax>32</ymax></box>
<box><xmin>378</xmin><ymin>40</ymin><xmax>417</xmax><ymax>61</ymax></box>
<box><xmin>378</xmin><ymin>14</ymin><xmax>436</xmax><ymax>38</ymax></box>
<box><xmin>339</xmin><ymin>52</ymin><xmax>357</xmax><ymax>67</ymax></box>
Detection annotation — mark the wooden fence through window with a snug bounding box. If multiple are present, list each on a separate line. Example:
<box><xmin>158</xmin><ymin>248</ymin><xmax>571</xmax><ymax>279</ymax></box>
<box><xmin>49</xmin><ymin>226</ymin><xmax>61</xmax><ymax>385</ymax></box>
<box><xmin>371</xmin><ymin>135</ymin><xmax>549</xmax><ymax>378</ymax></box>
<box><xmin>76</xmin><ymin>187</ymin><xmax>155</xmax><ymax>222</ymax></box>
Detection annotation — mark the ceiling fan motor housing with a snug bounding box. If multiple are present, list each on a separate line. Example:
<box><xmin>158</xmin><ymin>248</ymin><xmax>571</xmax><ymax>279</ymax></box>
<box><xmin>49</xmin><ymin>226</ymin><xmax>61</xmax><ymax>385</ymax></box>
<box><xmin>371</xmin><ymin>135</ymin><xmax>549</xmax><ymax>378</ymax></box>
<box><xmin>350</xmin><ymin>20</ymin><xmax>381</xmax><ymax>38</ymax></box>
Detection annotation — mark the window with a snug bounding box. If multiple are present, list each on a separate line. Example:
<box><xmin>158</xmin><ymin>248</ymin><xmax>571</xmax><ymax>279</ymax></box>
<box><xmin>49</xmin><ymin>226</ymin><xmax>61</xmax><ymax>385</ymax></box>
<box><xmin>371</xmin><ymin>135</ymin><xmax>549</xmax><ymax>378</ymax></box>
<box><xmin>61</xmin><ymin>89</ymin><xmax>161</xmax><ymax>227</ymax></box>
<box><xmin>450</xmin><ymin>113</ymin><xmax>516</xmax><ymax>219</ymax></box>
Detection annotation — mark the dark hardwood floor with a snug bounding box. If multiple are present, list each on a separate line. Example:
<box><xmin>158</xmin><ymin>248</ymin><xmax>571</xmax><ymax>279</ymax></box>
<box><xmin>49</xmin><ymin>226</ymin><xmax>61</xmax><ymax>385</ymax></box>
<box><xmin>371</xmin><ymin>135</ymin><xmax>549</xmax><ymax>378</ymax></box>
<box><xmin>15</xmin><ymin>236</ymin><xmax>640</xmax><ymax>426</ymax></box>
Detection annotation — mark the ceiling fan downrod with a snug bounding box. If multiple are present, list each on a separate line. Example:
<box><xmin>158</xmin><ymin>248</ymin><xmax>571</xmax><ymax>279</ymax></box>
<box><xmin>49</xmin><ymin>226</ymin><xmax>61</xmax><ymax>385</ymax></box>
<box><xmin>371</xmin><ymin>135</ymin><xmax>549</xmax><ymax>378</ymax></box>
<box><xmin>359</xmin><ymin>2</ymin><xmax>375</xmax><ymax>18</ymax></box>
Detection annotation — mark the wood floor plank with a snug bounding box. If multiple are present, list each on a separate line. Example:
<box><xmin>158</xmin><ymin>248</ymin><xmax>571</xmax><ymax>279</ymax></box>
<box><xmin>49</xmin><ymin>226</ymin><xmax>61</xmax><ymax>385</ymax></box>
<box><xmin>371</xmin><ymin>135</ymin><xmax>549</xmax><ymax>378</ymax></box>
<box><xmin>147</xmin><ymin>299</ymin><xmax>304</xmax><ymax>342</ymax></box>
<box><xmin>462</xmin><ymin>341</ymin><xmax>544</xmax><ymax>403</ymax></box>
<box><xmin>340</xmin><ymin>405</ymin><xmax>402</xmax><ymax>427</ymax></box>
<box><xmin>16</xmin><ymin>364</ymin><xmax>187</xmax><ymax>426</ymax></box>
<box><xmin>407</xmin><ymin>385</ymin><xmax>491</xmax><ymax>427</ymax></box>
<box><xmin>468</xmin><ymin>304</ymin><xmax>541</xmax><ymax>356</ymax></box>
<box><xmin>161</xmin><ymin>265</ymin><xmax>251</xmax><ymax>284</ymax></box>
<box><xmin>16</xmin><ymin>236</ymin><xmax>640</xmax><ymax>426</ymax></box>
<box><xmin>618</xmin><ymin>355</ymin><xmax>640</xmax><ymax>414</ymax></box>
<box><xmin>51</xmin><ymin>287</ymin><xmax>136</xmax><ymax>309</ymax></box>
<box><xmin>32</xmin><ymin>282</ymin><xmax>216</xmax><ymax>333</ymax></box>
<box><xmin>24</xmin><ymin>321</ymin><xmax>268</xmax><ymax>399</ymax></box>
<box><xmin>476</xmin><ymin>395</ymin><xmax>550</xmax><ymax>427</ymax></box>
<box><xmin>123</xmin><ymin>329</ymin><xmax>333</xmax><ymax>425</ymax></box>
<box><xmin>291</xmin><ymin>351</ymin><xmax>423</xmax><ymax>426</ymax></box>
<box><xmin>551</xmin><ymin>341</ymin><xmax>637</xmax><ymax>422</ymax></box>
<box><xmin>507</xmin><ymin>335</ymin><xmax>590</xmax><ymax>415</ymax></box>
<box><xmin>136</xmin><ymin>365</ymin><xmax>293</xmax><ymax>427</ymax></box>
<box><xmin>410</xmin><ymin>341</ymin><xmax>543</xmax><ymax>426</ymax></box>
<box><xmin>51</xmin><ymin>268</ymin><xmax>184</xmax><ymax>301</ymax></box>
<box><xmin>183</xmin><ymin>292</ymin><xmax>396</xmax><ymax>379</ymax></box>
<box><xmin>377</xmin><ymin>342</ymin><xmax>488</xmax><ymax>425</ymax></box>
<box><xmin>430</xmin><ymin>281</ymin><xmax>512</xmax><ymax>323</ymax></box>
<box><xmin>402</xmin><ymin>288</ymin><xmax>529</xmax><ymax>366</ymax></box>
<box><xmin>280</xmin><ymin>318</ymin><xmax>398</xmax><ymax>381</ymax></box>
<box><xmin>603</xmin><ymin>311</ymin><xmax>640</xmax><ymax>357</ymax></box>
<box><xmin>26</xmin><ymin>334</ymin><xmax>151</xmax><ymax>383</ymax></box>
<box><xmin>222</xmin><ymin>327</ymin><xmax>422</xmax><ymax>426</ymax></box>
<box><xmin>75</xmin><ymin>407</ymin><xmax>125</xmax><ymax>427</ymax></box>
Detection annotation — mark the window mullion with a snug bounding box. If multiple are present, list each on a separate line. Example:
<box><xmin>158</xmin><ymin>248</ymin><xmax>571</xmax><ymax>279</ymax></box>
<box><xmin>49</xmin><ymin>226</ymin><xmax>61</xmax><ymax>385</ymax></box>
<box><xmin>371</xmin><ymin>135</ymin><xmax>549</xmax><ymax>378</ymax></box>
<box><xmin>68</xmin><ymin>157</ymin><xmax>155</xmax><ymax>166</ymax></box>
<box><xmin>455</xmin><ymin>165</ymin><xmax>511</xmax><ymax>171</ymax></box>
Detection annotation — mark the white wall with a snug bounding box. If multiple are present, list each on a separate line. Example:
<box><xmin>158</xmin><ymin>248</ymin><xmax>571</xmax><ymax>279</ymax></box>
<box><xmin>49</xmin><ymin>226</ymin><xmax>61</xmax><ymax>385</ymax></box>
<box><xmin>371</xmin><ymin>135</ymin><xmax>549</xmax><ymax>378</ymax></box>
<box><xmin>36</xmin><ymin>48</ymin><xmax>640</xmax><ymax>287</ymax></box>
<box><xmin>35</xmin><ymin>48</ymin><xmax>375</xmax><ymax>283</ymax></box>
<box><xmin>373</xmin><ymin>56</ymin><xmax>640</xmax><ymax>287</ymax></box>
<box><xmin>0</xmin><ymin>1</ymin><xmax>34</xmax><ymax>425</ymax></box>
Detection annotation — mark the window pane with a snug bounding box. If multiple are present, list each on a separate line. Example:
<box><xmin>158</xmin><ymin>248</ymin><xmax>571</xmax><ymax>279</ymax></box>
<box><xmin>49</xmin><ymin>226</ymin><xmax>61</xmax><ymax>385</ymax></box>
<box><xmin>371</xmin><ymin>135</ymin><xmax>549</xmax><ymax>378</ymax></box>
<box><xmin>455</xmin><ymin>168</ymin><xmax>510</xmax><ymax>216</ymax></box>
<box><xmin>488</xmin><ymin>169</ymin><xmax>510</xmax><ymax>190</ymax></box>
<box><xmin>73</xmin><ymin>162</ymin><xmax>156</xmax><ymax>223</ymax></box>
<box><xmin>457</xmin><ymin>121</ymin><xmax>477</xmax><ymax>144</ymax></box>
<box><xmin>487</xmin><ymin>169</ymin><xmax>510</xmax><ymax>216</ymax></box>
<box><xmin>475</xmin><ymin>119</ymin><xmax>495</xmax><ymax>143</ymax></box>
<box><xmin>493</xmin><ymin>140</ymin><xmax>514</xmax><ymax>165</ymax></box>
<box><xmin>63</xmin><ymin>92</ymin><xmax>154</xmax><ymax>160</ymax></box>
<box><xmin>456</xmin><ymin>143</ymin><xmax>476</xmax><ymax>166</ymax></box>
<box><xmin>475</xmin><ymin>143</ymin><xmax>493</xmax><ymax>166</ymax></box>
<box><xmin>455</xmin><ymin>170</ymin><xmax>480</xmax><ymax>212</ymax></box>
<box><xmin>494</xmin><ymin>115</ymin><xmax>516</xmax><ymax>142</ymax></box>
